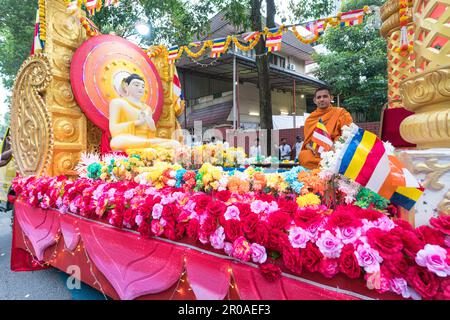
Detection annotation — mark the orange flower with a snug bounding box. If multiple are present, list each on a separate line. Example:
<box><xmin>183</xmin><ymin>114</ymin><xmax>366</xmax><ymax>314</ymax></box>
<box><xmin>227</xmin><ymin>176</ymin><xmax>250</xmax><ymax>194</ymax></box>
<box><xmin>252</xmin><ymin>172</ymin><xmax>267</xmax><ymax>192</ymax></box>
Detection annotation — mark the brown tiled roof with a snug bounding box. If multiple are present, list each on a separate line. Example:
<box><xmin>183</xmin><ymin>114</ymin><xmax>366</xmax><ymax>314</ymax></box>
<box><xmin>184</xmin><ymin>100</ymin><xmax>233</xmax><ymax>127</ymax></box>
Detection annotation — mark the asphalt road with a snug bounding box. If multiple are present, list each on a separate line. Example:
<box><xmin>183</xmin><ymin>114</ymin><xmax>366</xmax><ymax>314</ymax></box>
<box><xmin>0</xmin><ymin>209</ymin><xmax>95</xmax><ymax>300</ymax></box>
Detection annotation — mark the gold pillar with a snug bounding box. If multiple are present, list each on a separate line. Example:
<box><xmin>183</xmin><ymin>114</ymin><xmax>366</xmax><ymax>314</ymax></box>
<box><xmin>381</xmin><ymin>0</ymin><xmax>416</xmax><ymax>109</ymax></box>
<box><xmin>11</xmin><ymin>0</ymin><xmax>89</xmax><ymax>177</ymax></box>
<box><xmin>399</xmin><ymin>0</ymin><xmax>450</xmax><ymax>148</ymax></box>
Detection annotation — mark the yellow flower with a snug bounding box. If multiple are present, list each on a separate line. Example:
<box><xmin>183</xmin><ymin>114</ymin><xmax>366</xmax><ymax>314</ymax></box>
<box><xmin>296</xmin><ymin>193</ymin><xmax>321</xmax><ymax>208</ymax></box>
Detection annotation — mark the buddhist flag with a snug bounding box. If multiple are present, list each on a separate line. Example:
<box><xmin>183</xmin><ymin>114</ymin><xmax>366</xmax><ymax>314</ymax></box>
<box><xmin>211</xmin><ymin>37</ymin><xmax>227</xmax><ymax>58</ymax></box>
<box><xmin>173</xmin><ymin>67</ymin><xmax>184</xmax><ymax>111</ymax></box>
<box><xmin>168</xmin><ymin>45</ymin><xmax>179</xmax><ymax>63</ymax></box>
<box><xmin>340</xmin><ymin>9</ymin><xmax>365</xmax><ymax>27</ymax></box>
<box><xmin>31</xmin><ymin>9</ymin><xmax>44</xmax><ymax>55</ymax></box>
<box><xmin>315</xmin><ymin>20</ymin><xmax>326</xmax><ymax>35</ymax></box>
<box><xmin>85</xmin><ymin>0</ymin><xmax>98</xmax><ymax>15</ymax></box>
<box><xmin>336</xmin><ymin>127</ymin><xmax>424</xmax><ymax>210</ymax></box>
<box><xmin>311</xmin><ymin>118</ymin><xmax>333</xmax><ymax>153</ymax></box>
<box><xmin>265</xmin><ymin>27</ymin><xmax>282</xmax><ymax>52</ymax></box>
<box><xmin>243</xmin><ymin>31</ymin><xmax>258</xmax><ymax>42</ymax></box>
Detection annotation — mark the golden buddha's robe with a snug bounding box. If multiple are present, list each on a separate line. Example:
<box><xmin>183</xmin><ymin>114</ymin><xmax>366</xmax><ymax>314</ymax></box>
<box><xmin>109</xmin><ymin>98</ymin><xmax>179</xmax><ymax>151</ymax></box>
<box><xmin>299</xmin><ymin>105</ymin><xmax>353</xmax><ymax>170</ymax></box>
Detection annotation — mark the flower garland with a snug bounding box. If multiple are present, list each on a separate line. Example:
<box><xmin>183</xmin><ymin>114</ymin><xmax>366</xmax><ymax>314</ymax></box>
<box><xmin>396</xmin><ymin>0</ymin><xmax>414</xmax><ymax>53</ymax></box>
<box><xmin>39</xmin><ymin>0</ymin><xmax>46</xmax><ymax>41</ymax></box>
<box><xmin>182</xmin><ymin>40</ymin><xmax>213</xmax><ymax>59</ymax></box>
<box><xmin>291</xmin><ymin>26</ymin><xmax>319</xmax><ymax>45</ymax></box>
<box><xmin>232</xmin><ymin>32</ymin><xmax>261</xmax><ymax>51</ymax></box>
<box><xmin>12</xmin><ymin>175</ymin><xmax>450</xmax><ymax>299</ymax></box>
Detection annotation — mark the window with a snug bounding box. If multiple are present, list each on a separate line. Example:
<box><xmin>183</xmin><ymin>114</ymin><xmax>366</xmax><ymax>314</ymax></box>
<box><xmin>269</xmin><ymin>54</ymin><xmax>286</xmax><ymax>68</ymax></box>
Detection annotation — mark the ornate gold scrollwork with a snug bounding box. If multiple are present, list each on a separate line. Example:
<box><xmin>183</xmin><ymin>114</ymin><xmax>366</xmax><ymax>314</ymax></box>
<box><xmin>11</xmin><ymin>54</ymin><xmax>54</xmax><ymax>176</ymax></box>
<box><xmin>438</xmin><ymin>190</ymin><xmax>450</xmax><ymax>216</ymax></box>
<box><xmin>414</xmin><ymin>159</ymin><xmax>450</xmax><ymax>190</ymax></box>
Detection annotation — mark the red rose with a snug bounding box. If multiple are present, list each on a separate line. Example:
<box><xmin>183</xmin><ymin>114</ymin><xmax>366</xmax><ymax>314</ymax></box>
<box><xmin>366</xmin><ymin>228</ymin><xmax>403</xmax><ymax>259</ymax></box>
<box><xmin>175</xmin><ymin>222</ymin><xmax>187</xmax><ymax>240</ymax></box>
<box><xmin>282</xmin><ymin>246</ymin><xmax>302</xmax><ymax>274</ymax></box>
<box><xmin>138</xmin><ymin>220</ymin><xmax>151</xmax><ymax>237</ymax></box>
<box><xmin>241</xmin><ymin>213</ymin><xmax>259</xmax><ymax>240</ymax></box>
<box><xmin>327</xmin><ymin>207</ymin><xmax>361</xmax><ymax>228</ymax></box>
<box><xmin>352</xmin><ymin>206</ymin><xmax>383</xmax><ymax>221</ymax></box>
<box><xmin>301</xmin><ymin>242</ymin><xmax>324</xmax><ymax>273</ymax></box>
<box><xmin>223</xmin><ymin>219</ymin><xmax>243</xmax><ymax>242</ymax></box>
<box><xmin>253</xmin><ymin>222</ymin><xmax>270</xmax><ymax>247</ymax></box>
<box><xmin>430</xmin><ymin>216</ymin><xmax>450</xmax><ymax>236</ymax></box>
<box><xmin>400</xmin><ymin>229</ymin><xmax>425</xmax><ymax>258</ymax></box>
<box><xmin>187</xmin><ymin>219</ymin><xmax>199</xmax><ymax>238</ymax></box>
<box><xmin>206</xmin><ymin>200</ymin><xmax>226</xmax><ymax>217</ymax></box>
<box><xmin>257</xmin><ymin>193</ymin><xmax>276</xmax><ymax>203</ymax></box>
<box><xmin>194</xmin><ymin>194</ymin><xmax>211</xmax><ymax>211</ymax></box>
<box><xmin>215</xmin><ymin>190</ymin><xmax>231</xmax><ymax>202</ymax></box>
<box><xmin>235</xmin><ymin>203</ymin><xmax>252</xmax><ymax>219</ymax></box>
<box><xmin>164</xmin><ymin>224</ymin><xmax>177</xmax><ymax>240</ymax></box>
<box><xmin>268</xmin><ymin>211</ymin><xmax>291</xmax><ymax>230</ymax></box>
<box><xmin>293</xmin><ymin>208</ymin><xmax>322</xmax><ymax>228</ymax></box>
<box><xmin>393</xmin><ymin>219</ymin><xmax>415</xmax><ymax>232</ymax></box>
<box><xmin>277</xmin><ymin>198</ymin><xmax>297</xmax><ymax>216</ymax></box>
<box><xmin>200</xmin><ymin>215</ymin><xmax>217</xmax><ymax>237</ymax></box>
<box><xmin>319</xmin><ymin>258</ymin><xmax>339</xmax><ymax>279</ymax></box>
<box><xmin>260</xmin><ymin>263</ymin><xmax>282</xmax><ymax>282</ymax></box>
<box><xmin>338</xmin><ymin>244</ymin><xmax>361</xmax><ymax>279</ymax></box>
<box><xmin>408</xmin><ymin>266</ymin><xmax>439</xmax><ymax>300</ymax></box>
<box><xmin>437</xmin><ymin>279</ymin><xmax>450</xmax><ymax>300</ymax></box>
<box><xmin>268</xmin><ymin>229</ymin><xmax>289</xmax><ymax>252</ymax></box>
<box><xmin>383</xmin><ymin>253</ymin><xmax>411</xmax><ymax>279</ymax></box>
<box><xmin>415</xmin><ymin>225</ymin><xmax>445</xmax><ymax>247</ymax></box>
<box><xmin>162</xmin><ymin>203</ymin><xmax>178</xmax><ymax>222</ymax></box>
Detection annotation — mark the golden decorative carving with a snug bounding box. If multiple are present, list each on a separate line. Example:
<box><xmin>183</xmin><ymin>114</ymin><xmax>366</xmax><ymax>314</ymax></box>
<box><xmin>49</xmin><ymin>80</ymin><xmax>77</xmax><ymax>108</ymax></box>
<box><xmin>86</xmin><ymin>119</ymin><xmax>101</xmax><ymax>154</ymax></box>
<box><xmin>54</xmin><ymin>118</ymin><xmax>79</xmax><ymax>143</ymax></box>
<box><xmin>414</xmin><ymin>159</ymin><xmax>450</xmax><ymax>190</ymax></box>
<box><xmin>10</xmin><ymin>54</ymin><xmax>54</xmax><ymax>176</ymax></box>
<box><xmin>380</xmin><ymin>0</ymin><xmax>400</xmax><ymax>21</ymax></box>
<box><xmin>438</xmin><ymin>190</ymin><xmax>450</xmax><ymax>216</ymax></box>
<box><xmin>53</xmin><ymin>151</ymin><xmax>80</xmax><ymax>176</ymax></box>
<box><xmin>51</xmin><ymin>11</ymin><xmax>82</xmax><ymax>45</ymax></box>
<box><xmin>380</xmin><ymin>12</ymin><xmax>400</xmax><ymax>38</ymax></box>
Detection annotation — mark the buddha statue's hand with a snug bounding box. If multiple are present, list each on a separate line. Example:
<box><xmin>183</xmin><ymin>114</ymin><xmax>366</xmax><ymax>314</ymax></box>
<box><xmin>135</xmin><ymin>111</ymin><xmax>146</xmax><ymax>126</ymax></box>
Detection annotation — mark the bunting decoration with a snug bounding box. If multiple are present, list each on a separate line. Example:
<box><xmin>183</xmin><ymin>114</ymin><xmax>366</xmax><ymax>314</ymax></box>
<box><xmin>173</xmin><ymin>67</ymin><xmax>184</xmax><ymax>112</ymax></box>
<box><xmin>31</xmin><ymin>9</ymin><xmax>44</xmax><ymax>55</ymax></box>
<box><xmin>168</xmin><ymin>45</ymin><xmax>180</xmax><ymax>64</ymax></box>
<box><xmin>104</xmin><ymin>0</ymin><xmax>120</xmax><ymax>6</ymax></box>
<box><xmin>85</xmin><ymin>0</ymin><xmax>99</xmax><ymax>15</ymax></box>
<box><xmin>335</xmin><ymin>126</ymin><xmax>424</xmax><ymax>210</ymax></box>
<box><xmin>339</xmin><ymin>9</ymin><xmax>365</xmax><ymax>27</ymax></box>
<box><xmin>243</xmin><ymin>31</ymin><xmax>258</xmax><ymax>42</ymax></box>
<box><xmin>265</xmin><ymin>27</ymin><xmax>283</xmax><ymax>52</ymax></box>
<box><xmin>210</xmin><ymin>37</ymin><xmax>230</xmax><ymax>58</ymax></box>
<box><xmin>311</xmin><ymin>119</ymin><xmax>333</xmax><ymax>154</ymax></box>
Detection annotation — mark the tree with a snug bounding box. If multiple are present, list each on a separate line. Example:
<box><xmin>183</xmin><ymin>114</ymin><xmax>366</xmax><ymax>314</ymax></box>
<box><xmin>289</xmin><ymin>0</ymin><xmax>336</xmax><ymax>21</ymax></box>
<box><xmin>303</xmin><ymin>0</ymin><xmax>387</xmax><ymax>121</ymax></box>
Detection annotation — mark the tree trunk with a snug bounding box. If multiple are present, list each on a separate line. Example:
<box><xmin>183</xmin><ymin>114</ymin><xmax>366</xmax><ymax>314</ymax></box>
<box><xmin>250</xmin><ymin>0</ymin><xmax>275</xmax><ymax>155</ymax></box>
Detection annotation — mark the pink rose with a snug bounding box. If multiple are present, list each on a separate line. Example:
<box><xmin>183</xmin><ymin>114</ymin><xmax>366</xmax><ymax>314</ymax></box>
<box><xmin>224</xmin><ymin>242</ymin><xmax>233</xmax><ymax>256</ymax></box>
<box><xmin>250</xmin><ymin>243</ymin><xmax>267</xmax><ymax>264</ymax></box>
<box><xmin>319</xmin><ymin>258</ymin><xmax>339</xmax><ymax>278</ymax></box>
<box><xmin>210</xmin><ymin>226</ymin><xmax>225</xmax><ymax>250</ymax></box>
<box><xmin>355</xmin><ymin>243</ymin><xmax>383</xmax><ymax>273</ymax></box>
<box><xmin>232</xmin><ymin>236</ymin><xmax>252</xmax><ymax>262</ymax></box>
<box><xmin>389</xmin><ymin>277</ymin><xmax>411</xmax><ymax>299</ymax></box>
<box><xmin>224</xmin><ymin>205</ymin><xmax>240</xmax><ymax>221</ymax></box>
<box><xmin>152</xmin><ymin>203</ymin><xmax>163</xmax><ymax>219</ymax></box>
<box><xmin>151</xmin><ymin>219</ymin><xmax>164</xmax><ymax>236</ymax></box>
<box><xmin>288</xmin><ymin>226</ymin><xmax>309</xmax><ymax>249</ymax></box>
<box><xmin>415</xmin><ymin>244</ymin><xmax>450</xmax><ymax>277</ymax></box>
<box><xmin>335</xmin><ymin>226</ymin><xmax>361</xmax><ymax>244</ymax></box>
<box><xmin>250</xmin><ymin>200</ymin><xmax>268</xmax><ymax>214</ymax></box>
<box><xmin>316</xmin><ymin>230</ymin><xmax>343</xmax><ymax>258</ymax></box>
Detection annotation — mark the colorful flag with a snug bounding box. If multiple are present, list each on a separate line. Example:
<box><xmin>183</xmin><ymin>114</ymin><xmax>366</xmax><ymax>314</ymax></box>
<box><xmin>243</xmin><ymin>31</ymin><xmax>258</xmax><ymax>42</ymax></box>
<box><xmin>67</xmin><ymin>0</ymin><xmax>79</xmax><ymax>13</ymax></box>
<box><xmin>315</xmin><ymin>20</ymin><xmax>326</xmax><ymax>35</ymax></box>
<box><xmin>173</xmin><ymin>67</ymin><xmax>184</xmax><ymax>111</ymax></box>
<box><xmin>85</xmin><ymin>0</ymin><xmax>98</xmax><ymax>15</ymax></box>
<box><xmin>340</xmin><ymin>9</ymin><xmax>365</xmax><ymax>27</ymax></box>
<box><xmin>265</xmin><ymin>27</ymin><xmax>282</xmax><ymax>52</ymax></box>
<box><xmin>210</xmin><ymin>37</ymin><xmax>227</xmax><ymax>58</ymax></box>
<box><xmin>336</xmin><ymin>127</ymin><xmax>424</xmax><ymax>210</ymax></box>
<box><xmin>311</xmin><ymin>118</ymin><xmax>333</xmax><ymax>153</ymax></box>
<box><xmin>104</xmin><ymin>0</ymin><xmax>120</xmax><ymax>6</ymax></box>
<box><xmin>168</xmin><ymin>45</ymin><xmax>179</xmax><ymax>63</ymax></box>
<box><xmin>31</xmin><ymin>9</ymin><xmax>44</xmax><ymax>55</ymax></box>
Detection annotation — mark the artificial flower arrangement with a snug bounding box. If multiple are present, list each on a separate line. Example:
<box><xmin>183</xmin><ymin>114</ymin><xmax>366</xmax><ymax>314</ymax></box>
<box><xmin>12</xmin><ymin>174</ymin><xmax>450</xmax><ymax>300</ymax></box>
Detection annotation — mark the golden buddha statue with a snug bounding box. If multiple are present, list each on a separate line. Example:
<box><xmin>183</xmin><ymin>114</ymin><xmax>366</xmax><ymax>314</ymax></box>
<box><xmin>109</xmin><ymin>74</ymin><xmax>180</xmax><ymax>151</ymax></box>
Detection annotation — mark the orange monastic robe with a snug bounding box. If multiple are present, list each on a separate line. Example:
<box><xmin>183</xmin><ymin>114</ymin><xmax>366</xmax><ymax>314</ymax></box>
<box><xmin>299</xmin><ymin>105</ymin><xmax>353</xmax><ymax>169</ymax></box>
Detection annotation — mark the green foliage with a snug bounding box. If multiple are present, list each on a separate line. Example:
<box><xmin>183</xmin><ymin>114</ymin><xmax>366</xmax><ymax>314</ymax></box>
<box><xmin>354</xmin><ymin>186</ymin><xmax>390</xmax><ymax>210</ymax></box>
<box><xmin>312</xmin><ymin>0</ymin><xmax>388</xmax><ymax>121</ymax></box>
<box><xmin>288</xmin><ymin>0</ymin><xmax>335</xmax><ymax>21</ymax></box>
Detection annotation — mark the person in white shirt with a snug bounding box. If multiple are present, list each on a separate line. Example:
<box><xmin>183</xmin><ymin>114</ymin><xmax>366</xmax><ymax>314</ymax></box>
<box><xmin>249</xmin><ymin>138</ymin><xmax>262</xmax><ymax>158</ymax></box>
<box><xmin>294</xmin><ymin>136</ymin><xmax>303</xmax><ymax>162</ymax></box>
<box><xmin>279</xmin><ymin>138</ymin><xmax>291</xmax><ymax>161</ymax></box>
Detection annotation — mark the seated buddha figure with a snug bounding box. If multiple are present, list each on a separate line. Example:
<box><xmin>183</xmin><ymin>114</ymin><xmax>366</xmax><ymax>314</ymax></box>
<box><xmin>109</xmin><ymin>74</ymin><xmax>180</xmax><ymax>151</ymax></box>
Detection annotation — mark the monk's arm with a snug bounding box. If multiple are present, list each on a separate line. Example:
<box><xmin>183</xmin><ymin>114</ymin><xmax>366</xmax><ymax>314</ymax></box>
<box><xmin>109</xmin><ymin>100</ymin><xmax>136</xmax><ymax>136</ymax></box>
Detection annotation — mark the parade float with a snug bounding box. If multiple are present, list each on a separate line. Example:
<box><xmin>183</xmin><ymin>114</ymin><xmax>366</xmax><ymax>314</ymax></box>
<box><xmin>7</xmin><ymin>0</ymin><xmax>450</xmax><ymax>300</ymax></box>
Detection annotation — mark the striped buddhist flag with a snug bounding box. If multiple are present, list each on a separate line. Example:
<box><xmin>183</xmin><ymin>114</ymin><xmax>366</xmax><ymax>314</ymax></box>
<box><xmin>210</xmin><ymin>37</ymin><xmax>227</xmax><ymax>58</ymax></box>
<box><xmin>31</xmin><ymin>9</ymin><xmax>44</xmax><ymax>55</ymax></box>
<box><xmin>85</xmin><ymin>0</ymin><xmax>98</xmax><ymax>15</ymax></box>
<box><xmin>173</xmin><ymin>67</ymin><xmax>183</xmax><ymax>110</ymax></box>
<box><xmin>315</xmin><ymin>20</ymin><xmax>326</xmax><ymax>35</ymax></box>
<box><xmin>265</xmin><ymin>27</ymin><xmax>282</xmax><ymax>52</ymax></box>
<box><xmin>337</xmin><ymin>127</ymin><xmax>424</xmax><ymax>210</ymax></box>
<box><xmin>311</xmin><ymin>118</ymin><xmax>333</xmax><ymax>153</ymax></box>
<box><xmin>168</xmin><ymin>45</ymin><xmax>179</xmax><ymax>63</ymax></box>
<box><xmin>340</xmin><ymin>9</ymin><xmax>365</xmax><ymax>27</ymax></box>
<box><xmin>243</xmin><ymin>31</ymin><xmax>258</xmax><ymax>42</ymax></box>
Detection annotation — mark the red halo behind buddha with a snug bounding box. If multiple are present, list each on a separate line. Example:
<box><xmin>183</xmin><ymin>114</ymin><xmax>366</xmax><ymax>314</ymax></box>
<box><xmin>70</xmin><ymin>34</ymin><xmax>163</xmax><ymax>132</ymax></box>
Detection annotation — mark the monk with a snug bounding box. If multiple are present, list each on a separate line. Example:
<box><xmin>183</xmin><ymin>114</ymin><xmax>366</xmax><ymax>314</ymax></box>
<box><xmin>299</xmin><ymin>87</ymin><xmax>353</xmax><ymax>169</ymax></box>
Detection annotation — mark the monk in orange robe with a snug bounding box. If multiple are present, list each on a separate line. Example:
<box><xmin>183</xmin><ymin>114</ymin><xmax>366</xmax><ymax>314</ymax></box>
<box><xmin>299</xmin><ymin>87</ymin><xmax>353</xmax><ymax>169</ymax></box>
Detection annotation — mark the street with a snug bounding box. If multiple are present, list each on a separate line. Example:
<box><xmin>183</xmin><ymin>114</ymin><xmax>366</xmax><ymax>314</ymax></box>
<box><xmin>0</xmin><ymin>209</ymin><xmax>104</xmax><ymax>300</ymax></box>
